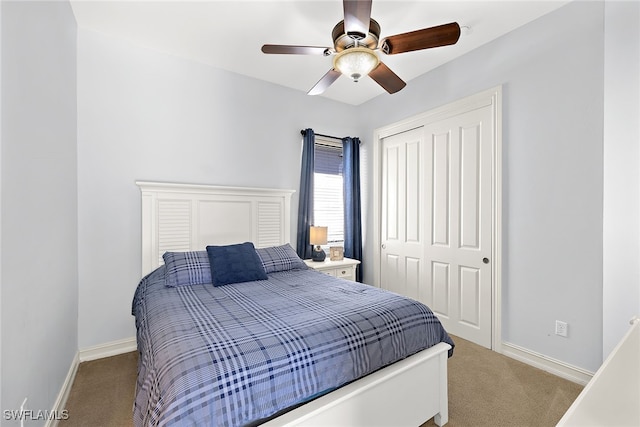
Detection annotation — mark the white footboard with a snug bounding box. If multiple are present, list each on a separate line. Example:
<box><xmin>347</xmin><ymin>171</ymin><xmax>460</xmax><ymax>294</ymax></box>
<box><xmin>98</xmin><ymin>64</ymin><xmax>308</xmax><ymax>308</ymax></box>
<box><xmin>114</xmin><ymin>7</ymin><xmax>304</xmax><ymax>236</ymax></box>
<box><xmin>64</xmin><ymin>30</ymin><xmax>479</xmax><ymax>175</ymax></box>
<box><xmin>264</xmin><ymin>342</ymin><xmax>451</xmax><ymax>427</ymax></box>
<box><xmin>557</xmin><ymin>316</ymin><xmax>640</xmax><ymax>427</ymax></box>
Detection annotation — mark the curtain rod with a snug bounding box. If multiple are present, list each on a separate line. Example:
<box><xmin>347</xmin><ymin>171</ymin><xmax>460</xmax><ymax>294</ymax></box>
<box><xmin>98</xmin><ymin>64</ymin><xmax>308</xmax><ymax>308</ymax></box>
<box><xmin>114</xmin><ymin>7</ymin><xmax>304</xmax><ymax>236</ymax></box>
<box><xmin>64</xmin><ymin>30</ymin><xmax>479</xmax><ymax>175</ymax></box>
<box><xmin>300</xmin><ymin>129</ymin><xmax>343</xmax><ymax>141</ymax></box>
<box><xmin>300</xmin><ymin>129</ymin><xmax>360</xmax><ymax>144</ymax></box>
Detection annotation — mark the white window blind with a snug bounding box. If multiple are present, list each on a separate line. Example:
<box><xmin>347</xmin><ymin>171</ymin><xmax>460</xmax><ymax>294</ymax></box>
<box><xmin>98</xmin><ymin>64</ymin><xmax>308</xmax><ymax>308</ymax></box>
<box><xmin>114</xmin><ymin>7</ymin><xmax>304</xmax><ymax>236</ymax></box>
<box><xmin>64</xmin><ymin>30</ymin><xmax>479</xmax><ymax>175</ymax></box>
<box><xmin>314</xmin><ymin>140</ymin><xmax>344</xmax><ymax>244</ymax></box>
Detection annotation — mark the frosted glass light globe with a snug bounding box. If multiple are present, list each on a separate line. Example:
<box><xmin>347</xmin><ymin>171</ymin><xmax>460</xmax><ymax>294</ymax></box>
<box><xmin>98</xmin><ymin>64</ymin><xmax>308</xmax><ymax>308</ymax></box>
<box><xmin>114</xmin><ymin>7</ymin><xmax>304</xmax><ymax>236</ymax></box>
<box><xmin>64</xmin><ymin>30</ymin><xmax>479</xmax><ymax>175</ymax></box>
<box><xmin>333</xmin><ymin>47</ymin><xmax>379</xmax><ymax>82</ymax></box>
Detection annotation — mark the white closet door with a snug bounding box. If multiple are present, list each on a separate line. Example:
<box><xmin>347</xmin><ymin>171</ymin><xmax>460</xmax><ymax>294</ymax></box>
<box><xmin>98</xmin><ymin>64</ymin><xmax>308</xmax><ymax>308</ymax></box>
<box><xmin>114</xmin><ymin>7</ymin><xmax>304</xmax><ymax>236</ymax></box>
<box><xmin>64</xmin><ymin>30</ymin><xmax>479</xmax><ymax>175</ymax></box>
<box><xmin>380</xmin><ymin>127</ymin><xmax>425</xmax><ymax>301</ymax></box>
<box><xmin>380</xmin><ymin>103</ymin><xmax>493</xmax><ymax>349</ymax></box>
<box><xmin>424</xmin><ymin>105</ymin><xmax>493</xmax><ymax>348</ymax></box>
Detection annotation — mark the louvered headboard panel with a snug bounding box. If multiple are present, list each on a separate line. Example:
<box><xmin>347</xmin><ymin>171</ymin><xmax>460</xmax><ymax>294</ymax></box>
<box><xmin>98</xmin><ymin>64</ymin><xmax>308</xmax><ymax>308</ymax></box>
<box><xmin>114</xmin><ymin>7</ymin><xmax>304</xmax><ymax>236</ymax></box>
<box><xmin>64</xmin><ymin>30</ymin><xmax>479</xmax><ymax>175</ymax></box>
<box><xmin>137</xmin><ymin>181</ymin><xmax>295</xmax><ymax>275</ymax></box>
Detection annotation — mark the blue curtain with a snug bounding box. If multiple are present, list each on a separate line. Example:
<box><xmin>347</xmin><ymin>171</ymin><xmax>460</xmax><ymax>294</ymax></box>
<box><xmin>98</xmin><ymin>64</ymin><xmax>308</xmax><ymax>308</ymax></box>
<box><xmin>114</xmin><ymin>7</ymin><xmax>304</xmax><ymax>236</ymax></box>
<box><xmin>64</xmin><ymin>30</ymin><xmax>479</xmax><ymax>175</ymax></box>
<box><xmin>343</xmin><ymin>137</ymin><xmax>363</xmax><ymax>282</ymax></box>
<box><xmin>296</xmin><ymin>129</ymin><xmax>315</xmax><ymax>259</ymax></box>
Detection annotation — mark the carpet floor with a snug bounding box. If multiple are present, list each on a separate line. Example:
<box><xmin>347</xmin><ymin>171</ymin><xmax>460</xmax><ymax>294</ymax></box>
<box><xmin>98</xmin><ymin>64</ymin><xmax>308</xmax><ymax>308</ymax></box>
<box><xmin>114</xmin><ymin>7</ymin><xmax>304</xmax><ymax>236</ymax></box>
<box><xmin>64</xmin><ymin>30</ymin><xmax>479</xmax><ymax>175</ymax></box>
<box><xmin>59</xmin><ymin>336</ymin><xmax>583</xmax><ymax>426</ymax></box>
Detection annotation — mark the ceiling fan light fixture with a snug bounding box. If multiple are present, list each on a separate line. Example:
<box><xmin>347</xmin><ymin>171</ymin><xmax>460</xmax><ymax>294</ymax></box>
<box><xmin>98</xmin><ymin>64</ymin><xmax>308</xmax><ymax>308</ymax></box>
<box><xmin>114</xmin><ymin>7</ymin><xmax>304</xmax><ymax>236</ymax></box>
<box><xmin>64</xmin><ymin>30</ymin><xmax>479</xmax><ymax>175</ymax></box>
<box><xmin>333</xmin><ymin>47</ymin><xmax>379</xmax><ymax>82</ymax></box>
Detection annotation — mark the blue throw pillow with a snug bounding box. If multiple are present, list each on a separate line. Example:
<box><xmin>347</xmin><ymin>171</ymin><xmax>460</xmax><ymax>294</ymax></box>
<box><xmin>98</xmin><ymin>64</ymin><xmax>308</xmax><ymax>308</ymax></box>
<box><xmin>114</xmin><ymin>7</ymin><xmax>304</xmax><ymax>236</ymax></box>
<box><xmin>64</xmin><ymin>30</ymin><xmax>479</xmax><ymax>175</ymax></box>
<box><xmin>206</xmin><ymin>242</ymin><xmax>268</xmax><ymax>286</ymax></box>
<box><xmin>163</xmin><ymin>251</ymin><xmax>212</xmax><ymax>287</ymax></box>
<box><xmin>256</xmin><ymin>243</ymin><xmax>308</xmax><ymax>273</ymax></box>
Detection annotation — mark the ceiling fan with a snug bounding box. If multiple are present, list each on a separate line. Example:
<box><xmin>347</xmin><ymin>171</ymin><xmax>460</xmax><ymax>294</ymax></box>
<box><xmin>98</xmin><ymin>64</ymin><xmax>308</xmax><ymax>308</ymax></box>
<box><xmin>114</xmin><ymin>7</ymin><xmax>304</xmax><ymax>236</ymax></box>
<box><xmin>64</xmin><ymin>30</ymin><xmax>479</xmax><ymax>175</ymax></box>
<box><xmin>261</xmin><ymin>0</ymin><xmax>461</xmax><ymax>96</ymax></box>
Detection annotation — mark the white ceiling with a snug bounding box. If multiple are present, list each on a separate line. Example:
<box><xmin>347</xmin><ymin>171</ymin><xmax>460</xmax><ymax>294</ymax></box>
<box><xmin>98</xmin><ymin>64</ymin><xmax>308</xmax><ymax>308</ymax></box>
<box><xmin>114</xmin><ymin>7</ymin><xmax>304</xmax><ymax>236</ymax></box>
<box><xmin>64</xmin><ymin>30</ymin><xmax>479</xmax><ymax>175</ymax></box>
<box><xmin>70</xmin><ymin>0</ymin><xmax>570</xmax><ymax>105</ymax></box>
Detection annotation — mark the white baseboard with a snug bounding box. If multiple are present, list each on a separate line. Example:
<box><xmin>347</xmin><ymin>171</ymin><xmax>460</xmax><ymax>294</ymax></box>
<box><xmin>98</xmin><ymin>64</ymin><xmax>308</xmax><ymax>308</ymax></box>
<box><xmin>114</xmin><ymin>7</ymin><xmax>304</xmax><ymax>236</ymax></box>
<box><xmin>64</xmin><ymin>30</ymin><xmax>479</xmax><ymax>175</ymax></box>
<box><xmin>501</xmin><ymin>341</ymin><xmax>594</xmax><ymax>386</ymax></box>
<box><xmin>45</xmin><ymin>353</ymin><xmax>79</xmax><ymax>427</ymax></box>
<box><xmin>79</xmin><ymin>336</ymin><xmax>137</xmax><ymax>362</ymax></box>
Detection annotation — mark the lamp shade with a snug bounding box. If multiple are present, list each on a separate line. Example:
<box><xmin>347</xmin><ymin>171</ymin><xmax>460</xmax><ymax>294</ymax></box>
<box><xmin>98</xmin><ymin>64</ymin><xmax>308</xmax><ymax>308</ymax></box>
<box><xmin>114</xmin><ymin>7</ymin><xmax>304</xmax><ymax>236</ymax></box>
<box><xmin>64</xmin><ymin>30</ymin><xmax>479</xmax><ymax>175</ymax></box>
<box><xmin>333</xmin><ymin>47</ymin><xmax>379</xmax><ymax>82</ymax></box>
<box><xmin>309</xmin><ymin>226</ymin><xmax>328</xmax><ymax>246</ymax></box>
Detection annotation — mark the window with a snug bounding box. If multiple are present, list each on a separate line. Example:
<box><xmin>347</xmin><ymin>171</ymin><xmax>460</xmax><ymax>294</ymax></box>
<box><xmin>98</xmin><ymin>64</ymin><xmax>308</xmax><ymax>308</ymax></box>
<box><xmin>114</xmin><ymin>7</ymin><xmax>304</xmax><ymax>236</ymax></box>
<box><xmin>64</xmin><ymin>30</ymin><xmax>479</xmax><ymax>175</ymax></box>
<box><xmin>314</xmin><ymin>139</ymin><xmax>344</xmax><ymax>244</ymax></box>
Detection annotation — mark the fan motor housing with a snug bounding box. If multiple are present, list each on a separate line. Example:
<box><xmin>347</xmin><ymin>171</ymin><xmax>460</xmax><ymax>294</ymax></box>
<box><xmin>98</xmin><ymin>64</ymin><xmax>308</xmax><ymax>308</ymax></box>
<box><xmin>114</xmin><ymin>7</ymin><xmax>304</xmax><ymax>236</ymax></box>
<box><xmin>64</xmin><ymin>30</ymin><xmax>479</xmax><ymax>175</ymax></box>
<box><xmin>332</xmin><ymin>19</ymin><xmax>381</xmax><ymax>51</ymax></box>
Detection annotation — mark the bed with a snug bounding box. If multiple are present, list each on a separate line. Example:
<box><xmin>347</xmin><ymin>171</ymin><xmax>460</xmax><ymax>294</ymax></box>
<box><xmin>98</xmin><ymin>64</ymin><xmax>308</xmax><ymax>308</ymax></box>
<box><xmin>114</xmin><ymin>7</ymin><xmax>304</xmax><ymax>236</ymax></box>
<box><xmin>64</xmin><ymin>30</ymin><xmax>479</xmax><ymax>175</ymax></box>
<box><xmin>133</xmin><ymin>181</ymin><xmax>454</xmax><ymax>426</ymax></box>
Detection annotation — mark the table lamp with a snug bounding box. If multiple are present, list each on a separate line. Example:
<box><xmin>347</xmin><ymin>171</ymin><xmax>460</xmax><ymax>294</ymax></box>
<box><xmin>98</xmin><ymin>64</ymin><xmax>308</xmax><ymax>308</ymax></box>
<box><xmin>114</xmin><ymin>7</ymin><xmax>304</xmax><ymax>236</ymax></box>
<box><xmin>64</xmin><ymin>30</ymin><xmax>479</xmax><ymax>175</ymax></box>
<box><xmin>309</xmin><ymin>226</ymin><xmax>328</xmax><ymax>262</ymax></box>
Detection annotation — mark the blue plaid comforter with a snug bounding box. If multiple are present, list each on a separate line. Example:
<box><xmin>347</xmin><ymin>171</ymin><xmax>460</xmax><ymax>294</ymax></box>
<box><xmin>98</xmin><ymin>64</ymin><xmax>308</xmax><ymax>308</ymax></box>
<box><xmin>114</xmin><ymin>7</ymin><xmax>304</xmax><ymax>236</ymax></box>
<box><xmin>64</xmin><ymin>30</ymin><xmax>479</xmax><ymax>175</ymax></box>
<box><xmin>132</xmin><ymin>267</ymin><xmax>454</xmax><ymax>427</ymax></box>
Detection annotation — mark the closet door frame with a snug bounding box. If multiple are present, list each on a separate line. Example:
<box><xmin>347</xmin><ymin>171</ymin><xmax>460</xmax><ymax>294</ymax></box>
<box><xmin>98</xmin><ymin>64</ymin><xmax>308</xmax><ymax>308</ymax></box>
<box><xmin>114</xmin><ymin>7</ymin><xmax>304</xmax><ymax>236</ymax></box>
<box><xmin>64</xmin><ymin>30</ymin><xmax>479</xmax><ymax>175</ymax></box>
<box><xmin>372</xmin><ymin>86</ymin><xmax>503</xmax><ymax>352</ymax></box>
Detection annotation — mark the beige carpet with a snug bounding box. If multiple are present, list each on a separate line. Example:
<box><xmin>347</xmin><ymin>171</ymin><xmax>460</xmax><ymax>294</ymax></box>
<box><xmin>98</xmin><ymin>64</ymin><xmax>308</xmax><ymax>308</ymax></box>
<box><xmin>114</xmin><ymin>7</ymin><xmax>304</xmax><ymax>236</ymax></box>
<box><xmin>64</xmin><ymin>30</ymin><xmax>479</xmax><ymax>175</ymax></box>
<box><xmin>60</xmin><ymin>336</ymin><xmax>583</xmax><ymax>426</ymax></box>
<box><xmin>60</xmin><ymin>351</ymin><xmax>137</xmax><ymax>427</ymax></box>
<box><xmin>420</xmin><ymin>336</ymin><xmax>583</xmax><ymax>427</ymax></box>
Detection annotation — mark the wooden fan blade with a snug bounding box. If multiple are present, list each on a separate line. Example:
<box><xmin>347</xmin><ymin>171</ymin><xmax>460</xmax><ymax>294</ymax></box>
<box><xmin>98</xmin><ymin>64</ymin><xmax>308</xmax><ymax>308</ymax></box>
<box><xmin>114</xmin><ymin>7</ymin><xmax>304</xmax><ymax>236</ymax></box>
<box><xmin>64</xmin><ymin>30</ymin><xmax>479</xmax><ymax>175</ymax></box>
<box><xmin>343</xmin><ymin>0</ymin><xmax>372</xmax><ymax>40</ymax></box>
<box><xmin>261</xmin><ymin>44</ymin><xmax>331</xmax><ymax>55</ymax></box>
<box><xmin>381</xmin><ymin>22</ymin><xmax>461</xmax><ymax>55</ymax></box>
<box><xmin>307</xmin><ymin>69</ymin><xmax>341</xmax><ymax>95</ymax></box>
<box><xmin>368</xmin><ymin>62</ymin><xmax>406</xmax><ymax>94</ymax></box>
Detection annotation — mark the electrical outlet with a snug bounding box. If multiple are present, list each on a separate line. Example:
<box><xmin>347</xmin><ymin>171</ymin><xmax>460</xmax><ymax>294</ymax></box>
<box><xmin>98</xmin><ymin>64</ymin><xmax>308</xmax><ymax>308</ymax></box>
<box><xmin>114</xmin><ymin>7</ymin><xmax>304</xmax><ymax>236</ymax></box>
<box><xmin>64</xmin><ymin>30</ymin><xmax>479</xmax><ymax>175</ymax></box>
<box><xmin>555</xmin><ymin>320</ymin><xmax>568</xmax><ymax>337</ymax></box>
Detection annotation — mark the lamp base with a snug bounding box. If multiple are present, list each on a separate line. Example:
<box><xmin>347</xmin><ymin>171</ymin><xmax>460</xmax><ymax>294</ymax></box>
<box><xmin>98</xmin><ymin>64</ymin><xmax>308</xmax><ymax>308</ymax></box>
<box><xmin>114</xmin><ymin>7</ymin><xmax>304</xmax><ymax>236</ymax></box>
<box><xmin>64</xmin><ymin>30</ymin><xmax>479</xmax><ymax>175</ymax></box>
<box><xmin>312</xmin><ymin>247</ymin><xmax>326</xmax><ymax>262</ymax></box>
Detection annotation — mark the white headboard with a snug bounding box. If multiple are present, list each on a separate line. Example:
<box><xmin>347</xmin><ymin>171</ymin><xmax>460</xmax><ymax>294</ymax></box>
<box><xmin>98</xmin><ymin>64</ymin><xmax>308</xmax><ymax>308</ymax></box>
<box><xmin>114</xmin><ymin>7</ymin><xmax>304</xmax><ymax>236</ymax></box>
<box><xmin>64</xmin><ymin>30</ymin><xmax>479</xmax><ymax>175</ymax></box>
<box><xmin>137</xmin><ymin>181</ymin><xmax>295</xmax><ymax>275</ymax></box>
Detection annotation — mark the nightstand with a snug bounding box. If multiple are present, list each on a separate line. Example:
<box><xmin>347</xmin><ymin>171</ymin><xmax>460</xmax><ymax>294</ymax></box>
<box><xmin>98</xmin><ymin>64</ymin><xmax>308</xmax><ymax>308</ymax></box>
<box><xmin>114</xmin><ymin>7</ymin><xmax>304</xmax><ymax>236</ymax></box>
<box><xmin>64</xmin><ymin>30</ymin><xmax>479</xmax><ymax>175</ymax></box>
<box><xmin>304</xmin><ymin>257</ymin><xmax>361</xmax><ymax>281</ymax></box>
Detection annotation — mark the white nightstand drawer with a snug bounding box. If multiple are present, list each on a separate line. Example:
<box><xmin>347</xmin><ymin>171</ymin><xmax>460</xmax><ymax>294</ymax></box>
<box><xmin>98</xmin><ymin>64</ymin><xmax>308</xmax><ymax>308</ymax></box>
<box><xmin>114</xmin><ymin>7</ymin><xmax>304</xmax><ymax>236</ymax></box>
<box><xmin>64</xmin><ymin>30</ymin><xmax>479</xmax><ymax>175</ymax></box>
<box><xmin>319</xmin><ymin>269</ymin><xmax>335</xmax><ymax>277</ymax></box>
<box><xmin>336</xmin><ymin>268</ymin><xmax>354</xmax><ymax>280</ymax></box>
<box><xmin>304</xmin><ymin>258</ymin><xmax>361</xmax><ymax>282</ymax></box>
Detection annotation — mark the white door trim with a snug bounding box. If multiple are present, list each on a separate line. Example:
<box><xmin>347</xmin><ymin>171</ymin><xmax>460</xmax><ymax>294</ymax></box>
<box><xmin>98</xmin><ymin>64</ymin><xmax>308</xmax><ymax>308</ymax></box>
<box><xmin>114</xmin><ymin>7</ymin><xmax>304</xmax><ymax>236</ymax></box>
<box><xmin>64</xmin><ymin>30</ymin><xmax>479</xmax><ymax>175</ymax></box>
<box><xmin>372</xmin><ymin>86</ymin><xmax>503</xmax><ymax>352</ymax></box>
